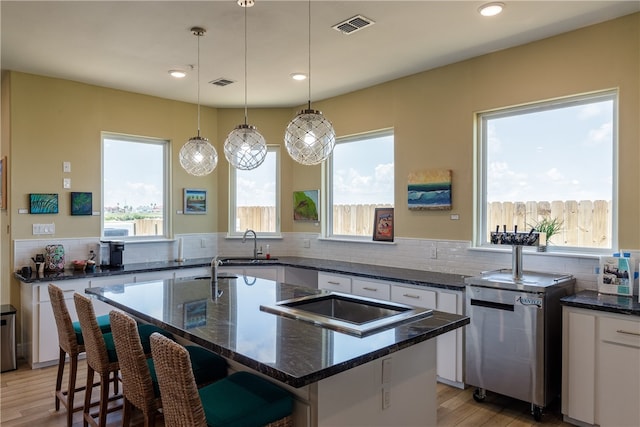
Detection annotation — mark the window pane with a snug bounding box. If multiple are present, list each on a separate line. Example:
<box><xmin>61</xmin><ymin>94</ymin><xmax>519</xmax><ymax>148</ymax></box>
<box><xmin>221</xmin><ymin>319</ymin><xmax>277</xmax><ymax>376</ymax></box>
<box><xmin>330</xmin><ymin>131</ymin><xmax>394</xmax><ymax>237</ymax></box>
<box><xmin>481</xmin><ymin>92</ymin><xmax>615</xmax><ymax>250</ymax></box>
<box><xmin>103</xmin><ymin>135</ymin><xmax>167</xmax><ymax>238</ymax></box>
<box><xmin>232</xmin><ymin>147</ymin><xmax>278</xmax><ymax>233</ymax></box>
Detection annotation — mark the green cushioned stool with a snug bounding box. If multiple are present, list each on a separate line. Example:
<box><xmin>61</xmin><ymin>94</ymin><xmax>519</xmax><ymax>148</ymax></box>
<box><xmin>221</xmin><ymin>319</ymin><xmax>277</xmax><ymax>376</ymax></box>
<box><xmin>72</xmin><ymin>314</ymin><xmax>111</xmax><ymax>345</ymax></box>
<box><xmin>151</xmin><ymin>333</ymin><xmax>293</xmax><ymax>427</ymax></box>
<box><xmin>105</xmin><ymin>323</ymin><xmax>172</xmax><ymax>362</ymax></box>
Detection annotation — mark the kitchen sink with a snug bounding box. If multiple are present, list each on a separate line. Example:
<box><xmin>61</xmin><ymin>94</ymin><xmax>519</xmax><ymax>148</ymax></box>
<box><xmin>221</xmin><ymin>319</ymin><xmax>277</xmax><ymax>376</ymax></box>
<box><xmin>219</xmin><ymin>257</ymin><xmax>279</xmax><ymax>265</ymax></box>
<box><xmin>260</xmin><ymin>292</ymin><xmax>432</xmax><ymax>337</ymax></box>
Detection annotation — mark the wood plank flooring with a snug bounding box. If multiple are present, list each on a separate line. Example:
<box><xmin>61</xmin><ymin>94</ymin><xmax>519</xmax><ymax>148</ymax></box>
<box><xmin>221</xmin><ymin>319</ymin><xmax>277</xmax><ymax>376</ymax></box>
<box><xmin>2</xmin><ymin>358</ymin><xmax>572</xmax><ymax>426</ymax></box>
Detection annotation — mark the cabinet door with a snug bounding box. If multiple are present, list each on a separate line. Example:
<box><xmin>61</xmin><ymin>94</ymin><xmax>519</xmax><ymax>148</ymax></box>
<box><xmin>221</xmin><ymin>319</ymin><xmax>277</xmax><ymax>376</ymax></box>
<box><xmin>352</xmin><ymin>279</ymin><xmax>391</xmax><ymax>300</ymax></box>
<box><xmin>436</xmin><ymin>291</ymin><xmax>462</xmax><ymax>383</ymax></box>
<box><xmin>562</xmin><ymin>308</ymin><xmax>596</xmax><ymax>424</ymax></box>
<box><xmin>596</xmin><ymin>316</ymin><xmax>640</xmax><ymax>427</ymax></box>
<box><xmin>318</xmin><ymin>272</ymin><xmax>352</xmax><ymax>293</ymax></box>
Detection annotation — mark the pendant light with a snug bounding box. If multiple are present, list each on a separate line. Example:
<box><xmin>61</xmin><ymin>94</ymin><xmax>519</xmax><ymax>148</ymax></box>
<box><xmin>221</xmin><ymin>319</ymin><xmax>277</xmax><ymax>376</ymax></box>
<box><xmin>179</xmin><ymin>27</ymin><xmax>218</xmax><ymax>176</ymax></box>
<box><xmin>284</xmin><ymin>0</ymin><xmax>336</xmax><ymax>166</ymax></box>
<box><xmin>224</xmin><ymin>0</ymin><xmax>267</xmax><ymax>171</ymax></box>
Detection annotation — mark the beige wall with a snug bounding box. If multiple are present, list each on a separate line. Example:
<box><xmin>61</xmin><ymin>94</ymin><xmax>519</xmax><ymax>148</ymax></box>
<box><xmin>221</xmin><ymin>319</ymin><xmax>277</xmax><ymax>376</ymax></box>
<box><xmin>1</xmin><ymin>13</ymin><xmax>638</xmax><ymax>305</ymax></box>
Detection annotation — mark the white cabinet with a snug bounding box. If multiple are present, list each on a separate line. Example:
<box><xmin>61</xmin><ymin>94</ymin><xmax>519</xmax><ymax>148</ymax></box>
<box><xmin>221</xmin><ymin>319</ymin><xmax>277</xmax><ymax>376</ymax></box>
<box><xmin>318</xmin><ymin>272</ymin><xmax>352</xmax><ymax>293</ymax></box>
<box><xmin>390</xmin><ymin>284</ymin><xmax>464</xmax><ymax>387</ymax></box>
<box><xmin>562</xmin><ymin>306</ymin><xmax>640</xmax><ymax>427</ymax></box>
<box><xmin>20</xmin><ymin>277</ymin><xmax>117</xmax><ymax>368</ymax></box>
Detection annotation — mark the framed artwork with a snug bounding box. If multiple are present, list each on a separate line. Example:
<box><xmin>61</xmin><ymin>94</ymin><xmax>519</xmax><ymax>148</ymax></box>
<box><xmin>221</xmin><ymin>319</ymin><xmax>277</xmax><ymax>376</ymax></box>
<box><xmin>0</xmin><ymin>156</ymin><xmax>6</xmax><ymax>210</ymax></box>
<box><xmin>184</xmin><ymin>188</ymin><xmax>207</xmax><ymax>214</ymax></box>
<box><xmin>293</xmin><ymin>190</ymin><xmax>319</xmax><ymax>221</ymax></box>
<box><xmin>373</xmin><ymin>207</ymin><xmax>394</xmax><ymax>242</ymax></box>
<box><xmin>407</xmin><ymin>169</ymin><xmax>452</xmax><ymax>210</ymax></box>
<box><xmin>184</xmin><ymin>300</ymin><xmax>207</xmax><ymax>329</ymax></box>
<box><xmin>71</xmin><ymin>192</ymin><xmax>92</xmax><ymax>215</ymax></box>
<box><xmin>29</xmin><ymin>193</ymin><xmax>59</xmax><ymax>214</ymax></box>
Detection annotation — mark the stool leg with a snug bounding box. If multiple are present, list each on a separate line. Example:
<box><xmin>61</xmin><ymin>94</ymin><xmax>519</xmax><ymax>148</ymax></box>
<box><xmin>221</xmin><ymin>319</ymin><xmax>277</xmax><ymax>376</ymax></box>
<box><xmin>83</xmin><ymin>366</ymin><xmax>94</xmax><ymax>427</ymax></box>
<box><xmin>98</xmin><ymin>372</ymin><xmax>111</xmax><ymax>427</ymax></box>
<box><xmin>122</xmin><ymin>399</ymin><xmax>132</xmax><ymax>427</ymax></box>
<box><xmin>54</xmin><ymin>348</ymin><xmax>65</xmax><ymax>411</ymax></box>
<box><xmin>66</xmin><ymin>354</ymin><xmax>79</xmax><ymax>427</ymax></box>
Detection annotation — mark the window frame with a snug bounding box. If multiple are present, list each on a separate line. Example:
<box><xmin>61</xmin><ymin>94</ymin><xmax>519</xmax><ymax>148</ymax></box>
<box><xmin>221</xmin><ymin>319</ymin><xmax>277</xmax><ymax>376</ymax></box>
<box><xmin>101</xmin><ymin>132</ymin><xmax>170</xmax><ymax>240</ymax></box>
<box><xmin>228</xmin><ymin>144</ymin><xmax>281</xmax><ymax>237</ymax></box>
<box><xmin>322</xmin><ymin>128</ymin><xmax>395</xmax><ymax>241</ymax></box>
<box><xmin>475</xmin><ymin>90</ymin><xmax>618</xmax><ymax>253</ymax></box>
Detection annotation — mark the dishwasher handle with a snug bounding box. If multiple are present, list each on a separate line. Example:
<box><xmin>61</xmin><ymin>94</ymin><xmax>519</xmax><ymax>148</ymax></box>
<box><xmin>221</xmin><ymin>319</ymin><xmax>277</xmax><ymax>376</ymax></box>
<box><xmin>470</xmin><ymin>298</ymin><xmax>515</xmax><ymax>312</ymax></box>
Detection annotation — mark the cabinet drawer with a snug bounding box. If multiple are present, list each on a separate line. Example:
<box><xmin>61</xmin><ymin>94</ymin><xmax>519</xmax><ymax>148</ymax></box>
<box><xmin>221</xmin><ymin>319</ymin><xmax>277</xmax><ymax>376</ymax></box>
<box><xmin>391</xmin><ymin>286</ymin><xmax>436</xmax><ymax>309</ymax></box>
<box><xmin>599</xmin><ymin>316</ymin><xmax>640</xmax><ymax>348</ymax></box>
<box><xmin>318</xmin><ymin>272</ymin><xmax>352</xmax><ymax>293</ymax></box>
<box><xmin>352</xmin><ymin>279</ymin><xmax>391</xmax><ymax>300</ymax></box>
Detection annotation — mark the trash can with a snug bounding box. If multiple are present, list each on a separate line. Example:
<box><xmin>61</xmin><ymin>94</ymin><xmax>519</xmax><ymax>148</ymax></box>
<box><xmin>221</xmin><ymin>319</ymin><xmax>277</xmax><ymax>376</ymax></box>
<box><xmin>1</xmin><ymin>304</ymin><xmax>17</xmax><ymax>372</ymax></box>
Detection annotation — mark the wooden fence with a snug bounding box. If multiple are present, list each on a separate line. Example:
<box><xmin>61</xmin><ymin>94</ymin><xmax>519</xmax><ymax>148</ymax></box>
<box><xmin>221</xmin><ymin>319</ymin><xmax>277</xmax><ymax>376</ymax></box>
<box><xmin>488</xmin><ymin>200</ymin><xmax>611</xmax><ymax>248</ymax></box>
<box><xmin>118</xmin><ymin>200</ymin><xmax>611</xmax><ymax>247</ymax></box>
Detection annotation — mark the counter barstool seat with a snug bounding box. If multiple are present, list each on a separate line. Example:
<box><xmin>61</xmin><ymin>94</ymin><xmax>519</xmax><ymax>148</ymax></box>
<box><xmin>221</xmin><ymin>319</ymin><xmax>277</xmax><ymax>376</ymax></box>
<box><xmin>150</xmin><ymin>333</ymin><xmax>294</xmax><ymax>427</ymax></box>
<box><xmin>48</xmin><ymin>284</ymin><xmax>113</xmax><ymax>427</ymax></box>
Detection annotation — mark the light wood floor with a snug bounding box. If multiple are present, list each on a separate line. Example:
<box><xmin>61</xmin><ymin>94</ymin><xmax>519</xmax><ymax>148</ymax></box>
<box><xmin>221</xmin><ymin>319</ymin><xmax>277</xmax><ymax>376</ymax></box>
<box><xmin>1</xmin><ymin>358</ymin><xmax>572</xmax><ymax>426</ymax></box>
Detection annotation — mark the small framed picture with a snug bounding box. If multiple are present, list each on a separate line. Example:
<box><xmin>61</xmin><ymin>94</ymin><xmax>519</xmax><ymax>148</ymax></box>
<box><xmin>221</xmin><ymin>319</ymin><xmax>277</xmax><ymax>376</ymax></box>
<box><xmin>184</xmin><ymin>300</ymin><xmax>207</xmax><ymax>329</ymax></box>
<box><xmin>184</xmin><ymin>188</ymin><xmax>207</xmax><ymax>214</ymax></box>
<box><xmin>71</xmin><ymin>192</ymin><xmax>92</xmax><ymax>215</ymax></box>
<box><xmin>29</xmin><ymin>193</ymin><xmax>59</xmax><ymax>214</ymax></box>
<box><xmin>373</xmin><ymin>207</ymin><xmax>394</xmax><ymax>242</ymax></box>
<box><xmin>293</xmin><ymin>190</ymin><xmax>319</xmax><ymax>221</ymax></box>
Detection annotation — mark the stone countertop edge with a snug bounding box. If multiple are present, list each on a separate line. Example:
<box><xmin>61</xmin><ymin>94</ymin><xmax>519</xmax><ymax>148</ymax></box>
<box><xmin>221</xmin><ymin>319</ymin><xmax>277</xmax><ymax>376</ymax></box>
<box><xmin>15</xmin><ymin>256</ymin><xmax>468</xmax><ymax>291</ymax></box>
<box><xmin>86</xmin><ymin>286</ymin><xmax>470</xmax><ymax>388</ymax></box>
<box><xmin>560</xmin><ymin>290</ymin><xmax>640</xmax><ymax>317</ymax></box>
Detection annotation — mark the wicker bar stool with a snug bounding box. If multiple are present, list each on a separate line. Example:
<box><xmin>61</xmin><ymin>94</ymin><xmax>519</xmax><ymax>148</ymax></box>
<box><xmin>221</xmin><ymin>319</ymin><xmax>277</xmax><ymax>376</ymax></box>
<box><xmin>48</xmin><ymin>284</ymin><xmax>113</xmax><ymax>427</ymax></box>
<box><xmin>150</xmin><ymin>333</ymin><xmax>294</xmax><ymax>427</ymax></box>
<box><xmin>109</xmin><ymin>311</ymin><xmax>228</xmax><ymax>427</ymax></box>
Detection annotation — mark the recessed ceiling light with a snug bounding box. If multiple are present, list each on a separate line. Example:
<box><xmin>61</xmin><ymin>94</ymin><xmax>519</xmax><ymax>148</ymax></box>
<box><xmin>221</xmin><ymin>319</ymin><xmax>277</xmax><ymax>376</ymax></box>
<box><xmin>291</xmin><ymin>73</ymin><xmax>307</xmax><ymax>81</ymax></box>
<box><xmin>478</xmin><ymin>2</ymin><xmax>505</xmax><ymax>17</ymax></box>
<box><xmin>169</xmin><ymin>69</ymin><xmax>187</xmax><ymax>78</ymax></box>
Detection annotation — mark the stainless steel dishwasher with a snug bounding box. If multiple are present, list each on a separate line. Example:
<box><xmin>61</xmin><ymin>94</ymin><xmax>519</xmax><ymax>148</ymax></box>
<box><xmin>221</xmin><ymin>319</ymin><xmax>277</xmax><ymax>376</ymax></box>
<box><xmin>465</xmin><ymin>269</ymin><xmax>575</xmax><ymax>420</ymax></box>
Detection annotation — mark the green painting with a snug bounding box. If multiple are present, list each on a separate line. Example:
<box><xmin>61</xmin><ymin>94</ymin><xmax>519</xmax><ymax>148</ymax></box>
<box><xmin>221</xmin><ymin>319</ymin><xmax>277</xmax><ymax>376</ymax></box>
<box><xmin>293</xmin><ymin>190</ymin><xmax>319</xmax><ymax>221</ymax></box>
<box><xmin>71</xmin><ymin>192</ymin><xmax>92</xmax><ymax>215</ymax></box>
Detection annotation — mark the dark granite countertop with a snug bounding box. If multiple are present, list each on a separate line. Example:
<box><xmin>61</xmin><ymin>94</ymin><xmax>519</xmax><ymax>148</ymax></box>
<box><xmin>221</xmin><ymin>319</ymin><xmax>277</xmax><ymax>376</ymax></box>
<box><xmin>86</xmin><ymin>276</ymin><xmax>469</xmax><ymax>388</ymax></box>
<box><xmin>561</xmin><ymin>290</ymin><xmax>640</xmax><ymax>317</ymax></box>
<box><xmin>16</xmin><ymin>256</ymin><xmax>468</xmax><ymax>291</ymax></box>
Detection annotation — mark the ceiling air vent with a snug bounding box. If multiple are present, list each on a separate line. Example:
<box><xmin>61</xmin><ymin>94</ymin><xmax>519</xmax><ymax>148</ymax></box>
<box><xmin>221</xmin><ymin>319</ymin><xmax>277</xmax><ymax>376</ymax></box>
<box><xmin>332</xmin><ymin>15</ymin><xmax>375</xmax><ymax>35</ymax></box>
<box><xmin>209</xmin><ymin>78</ymin><xmax>235</xmax><ymax>87</ymax></box>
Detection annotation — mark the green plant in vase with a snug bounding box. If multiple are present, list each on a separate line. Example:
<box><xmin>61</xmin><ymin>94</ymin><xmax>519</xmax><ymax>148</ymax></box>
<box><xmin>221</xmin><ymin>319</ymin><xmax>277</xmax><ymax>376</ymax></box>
<box><xmin>530</xmin><ymin>217</ymin><xmax>563</xmax><ymax>251</ymax></box>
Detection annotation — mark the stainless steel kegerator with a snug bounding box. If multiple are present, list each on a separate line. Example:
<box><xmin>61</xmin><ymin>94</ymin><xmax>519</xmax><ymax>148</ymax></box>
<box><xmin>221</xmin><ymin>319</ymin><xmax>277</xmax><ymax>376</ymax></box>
<box><xmin>465</xmin><ymin>269</ymin><xmax>575</xmax><ymax>420</ymax></box>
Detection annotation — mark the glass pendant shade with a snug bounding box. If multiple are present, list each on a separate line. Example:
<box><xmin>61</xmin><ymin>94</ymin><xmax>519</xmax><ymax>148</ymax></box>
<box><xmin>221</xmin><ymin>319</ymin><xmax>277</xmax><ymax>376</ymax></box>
<box><xmin>179</xmin><ymin>135</ymin><xmax>218</xmax><ymax>176</ymax></box>
<box><xmin>284</xmin><ymin>109</ymin><xmax>336</xmax><ymax>165</ymax></box>
<box><xmin>224</xmin><ymin>124</ymin><xmax>267</xmax><ymax>170</ymax></box>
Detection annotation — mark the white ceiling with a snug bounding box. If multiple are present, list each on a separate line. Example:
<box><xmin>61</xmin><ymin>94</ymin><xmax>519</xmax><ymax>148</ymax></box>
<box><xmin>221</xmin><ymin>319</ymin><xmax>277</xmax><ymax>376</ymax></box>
<box><xmin>2</xmin><ymin>1</ymin><xmax>638</xmax><ymax>108</ymax></box>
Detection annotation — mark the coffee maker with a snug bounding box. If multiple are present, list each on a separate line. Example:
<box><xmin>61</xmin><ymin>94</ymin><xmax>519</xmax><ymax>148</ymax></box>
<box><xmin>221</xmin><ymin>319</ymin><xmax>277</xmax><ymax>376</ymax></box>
<box><xmin>108</xmin><ymin>241</ymin><xmax>125</xmax><ymax>268</ymax></box>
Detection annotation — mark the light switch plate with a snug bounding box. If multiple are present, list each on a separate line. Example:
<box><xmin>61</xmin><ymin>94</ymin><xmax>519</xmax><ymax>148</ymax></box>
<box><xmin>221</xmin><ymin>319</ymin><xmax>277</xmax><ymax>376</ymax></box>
<box><xmin>63</xmin><ymin>161</ymin><xmax>71</xmax><ymax>173</ymax></box>
<box><xmin>63</xmin><ymin>178</ymin><xmax>71</xmax><ymax>189</ymax></box>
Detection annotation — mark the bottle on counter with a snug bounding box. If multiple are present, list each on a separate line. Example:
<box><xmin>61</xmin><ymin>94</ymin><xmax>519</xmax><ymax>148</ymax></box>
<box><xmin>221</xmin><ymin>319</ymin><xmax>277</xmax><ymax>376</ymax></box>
<box><xmin>266</xmin><ymin>244</ymin><xmax>271</xmax><ymax>260</ymax></box>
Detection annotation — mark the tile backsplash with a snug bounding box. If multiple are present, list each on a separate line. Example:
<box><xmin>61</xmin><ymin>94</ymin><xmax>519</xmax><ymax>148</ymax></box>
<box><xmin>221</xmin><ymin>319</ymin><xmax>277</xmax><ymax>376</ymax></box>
<box><xmin>14</xmin><ymin>232</ymin><xmax>626</xmax><ymax>292</ymax></box>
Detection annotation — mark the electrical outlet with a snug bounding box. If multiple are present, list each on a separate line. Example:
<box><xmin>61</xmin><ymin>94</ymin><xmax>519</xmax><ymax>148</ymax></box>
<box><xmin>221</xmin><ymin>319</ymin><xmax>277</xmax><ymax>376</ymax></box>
<box><xmin>429</xmin><ymin>247</ymin><xmax>437</xmax><ymax>259</ymax></box>
<box><xmin>201</xmin><ymin>238</ymin><xmax>206</xmax><ymax>248</ymax></box>
<box><xmin>63</xmin><ymin>161</ymin><xmax>71</xmax><ymax>173</ymax></box>
<box><xmin>303</xmin><ymin>239</ymin><xmax>311</xmax><ymax>248</ymax></box>
<box><xmin>63</xmin><ymin>178</ymin><xmax>71</xmax><ymax>189</ymax></box>
<box><xmin>382</xmin><ymin>387</ymin><xmax>391</xmax><ymax>410</ymax></box>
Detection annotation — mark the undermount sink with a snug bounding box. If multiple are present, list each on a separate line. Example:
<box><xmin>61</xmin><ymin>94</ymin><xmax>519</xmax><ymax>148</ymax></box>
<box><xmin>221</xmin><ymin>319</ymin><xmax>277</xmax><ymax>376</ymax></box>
<box><xmin>219</xmin><ymin>257</ymin><xmax>279</xmax><ymax>265</ymax></box>
<box><xmin>260</xmin><ymin>292</ymin><xmax>432</xmax><ymax>337</ymax></box>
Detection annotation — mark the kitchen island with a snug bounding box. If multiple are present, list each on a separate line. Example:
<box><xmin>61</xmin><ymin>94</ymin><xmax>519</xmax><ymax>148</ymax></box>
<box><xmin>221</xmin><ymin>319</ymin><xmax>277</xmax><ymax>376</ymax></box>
<box><xmin>86</xmin><ymin>275</ymin><xmax>469</xmax><ymax>427</ymax></box>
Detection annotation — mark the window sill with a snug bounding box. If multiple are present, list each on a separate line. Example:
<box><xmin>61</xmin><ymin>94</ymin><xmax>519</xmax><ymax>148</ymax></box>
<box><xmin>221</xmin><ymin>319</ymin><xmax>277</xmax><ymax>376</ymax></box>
<box><xmin>318</xmin><ymin>236</ymin><xmax>396</xmax><ymax>245</ymax></box>
<box><xmin>224</xmin><ymin>234</ymin><xmax>283</xmax><ymax>240</ymax></box>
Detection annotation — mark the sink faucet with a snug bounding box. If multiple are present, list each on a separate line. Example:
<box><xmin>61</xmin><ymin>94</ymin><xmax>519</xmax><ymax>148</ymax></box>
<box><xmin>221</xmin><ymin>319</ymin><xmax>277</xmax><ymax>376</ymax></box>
<box><xmin>242</xmin><ymin>229</ymin><xmax>262</xmax><ymax>259</ymax></box>
<box><xmin>210</xmin><ymin>256</ymin><xmax>220</xmax><ymax>285</ymax></box>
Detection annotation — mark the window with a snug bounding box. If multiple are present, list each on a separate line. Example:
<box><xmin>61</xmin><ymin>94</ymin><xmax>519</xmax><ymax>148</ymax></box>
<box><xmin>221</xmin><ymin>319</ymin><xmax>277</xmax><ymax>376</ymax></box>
<box><xmin>102</xmin><ymin>133</ymin><xmax>169</xmax><ymax>238</ymax></box>
<box><xmin>477</xmin><ymin>91</ymin><xmax>617</xmax><ymax>251</ymax></box>
<box><xmin>229</xmin><ymin>145</ymin><xmax>280</xmax><ymax>235</ymax></box>
<box><xmin>325</xmin><ymin>129</ymin><xmax>394</xmax><ymax>238</ymax></box>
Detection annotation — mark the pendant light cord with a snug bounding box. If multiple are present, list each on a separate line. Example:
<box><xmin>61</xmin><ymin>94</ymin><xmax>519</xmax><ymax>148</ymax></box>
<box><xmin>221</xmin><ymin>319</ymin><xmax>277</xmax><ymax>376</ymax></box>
<box><xmin>244</xmin><ymin>4</ymin><xmax>248</xmax><ymax>125</ymax></box>
<box><xmin>307</xmin><ymin>0</ymin><xmax>312</xmax><ymax>110</ymax></box>
<box><xmin>196</xmin><ymin>30</ymin><xmax>202</xmax><ymax>137</ymax></box>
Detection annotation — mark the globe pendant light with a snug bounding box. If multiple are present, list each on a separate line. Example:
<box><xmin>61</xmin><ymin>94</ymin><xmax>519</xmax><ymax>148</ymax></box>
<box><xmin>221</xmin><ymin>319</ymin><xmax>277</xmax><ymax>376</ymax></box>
<box><xmin>284</xmin><ymin>0</ymin><xmax>335</xmax><ymax>166</ymax></box>
<box><xmin>179</xmin><ymin>27</ymin><xmax>218</xmax><ymax>176</ymax></box>
<box><xmin>224</xmin><ymin>0</ymin><xmax>267</xmax><ymax>171</ymax></box>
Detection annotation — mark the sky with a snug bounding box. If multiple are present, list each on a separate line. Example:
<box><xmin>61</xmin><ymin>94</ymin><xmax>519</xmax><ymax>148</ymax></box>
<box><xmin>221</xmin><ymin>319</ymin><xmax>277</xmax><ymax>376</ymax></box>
<box><xmin>486</xmin><ymin>98</ymin><xmax>613</xmax><ymax>203</ymax></box>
